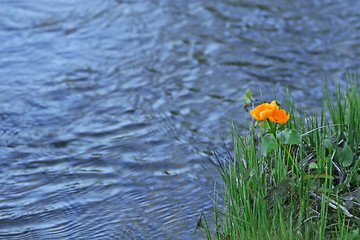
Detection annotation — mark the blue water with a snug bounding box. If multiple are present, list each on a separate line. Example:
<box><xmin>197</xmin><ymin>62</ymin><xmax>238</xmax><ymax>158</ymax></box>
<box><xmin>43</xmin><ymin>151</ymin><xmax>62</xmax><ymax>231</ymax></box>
<box><xmin>0</xmin><ymin>0</ymin><xmax>360</xmax><ymax>239</ymax></box>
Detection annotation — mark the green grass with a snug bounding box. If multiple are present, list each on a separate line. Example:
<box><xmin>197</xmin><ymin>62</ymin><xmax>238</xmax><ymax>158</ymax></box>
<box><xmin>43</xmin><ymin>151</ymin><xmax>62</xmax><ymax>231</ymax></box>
<box><xmin>202</xmin><ymin>74</ymin><xmax>360</xmax><ymax>239</ymax></box>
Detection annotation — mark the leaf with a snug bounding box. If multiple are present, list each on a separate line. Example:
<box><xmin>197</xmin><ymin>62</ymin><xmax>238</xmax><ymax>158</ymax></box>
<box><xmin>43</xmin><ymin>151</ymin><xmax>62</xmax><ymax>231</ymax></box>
<box><xmin>337</xmin><ymin>142</ymin><xmax>353</xmax><ymax>167</ymax></box>
<box><xmin>317</xmin><ymin>174</ymin><xmax>334</xmax><ymax>180</ymax></box>
<box><xmin>260</xmin><ymin>134</ymin><xmax>276</xmax><ymax>157</ymax></box>
<box><xmin>303</xmin><ymin>174</ymin><xmax>317</xmax><ymax>180</ymax></box>
<box><xmin>263</xmin><ymin>178</ymin><xmax>290</xmax><ymax>201</ymax></box>
<box><xmin>308</xmin><ymin>162</ymin><xmax>318</xmax><ymax>169</ymax></box>
<box><xmin>344</xmin><ymin>228</ymin><xmax>359</xmax><ymax>240</ymax></box>
<box><xmin>278</xmin><ymin>129</ymin><xmax>302</xmax><ymax>145</ymax></box>
<box><xmin>245</xmin><ymin>89</ymin><xmax>253</xmax><ymax>98</ymax></box>
<box><xmin>243</xmin><ymin>89</ymin><xmax>253</xmax><ymax>104</ymax></box>
<box><xmin>334</xmin><ymin>183</ymin><xmax>347</xmax><ymax>192</ymax></box>
<box><xmin>324</xmin><ymin>138</ymin><xmax>334</xmax><ymax>150</ymax></box>
<box><xmin>260</xmin><ymin>121</ymin><xmax>267</xmax><ymax>132</ymax></box>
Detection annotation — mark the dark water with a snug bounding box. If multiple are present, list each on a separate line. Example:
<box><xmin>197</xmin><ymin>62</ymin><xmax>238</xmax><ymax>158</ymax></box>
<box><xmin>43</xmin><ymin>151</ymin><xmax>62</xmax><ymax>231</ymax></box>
<box><xmin>0</xmin><ymin>0</ymin><xmax>360</xmax><ymax>239</ymax></box>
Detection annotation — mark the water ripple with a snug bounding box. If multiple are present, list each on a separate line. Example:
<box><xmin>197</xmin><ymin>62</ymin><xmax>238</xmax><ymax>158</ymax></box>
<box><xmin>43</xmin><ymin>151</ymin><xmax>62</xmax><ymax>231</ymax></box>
<box><xmin>1</xmin><ymin>0</ymin><xmax>360</xmax><ymax>239</ymax></box>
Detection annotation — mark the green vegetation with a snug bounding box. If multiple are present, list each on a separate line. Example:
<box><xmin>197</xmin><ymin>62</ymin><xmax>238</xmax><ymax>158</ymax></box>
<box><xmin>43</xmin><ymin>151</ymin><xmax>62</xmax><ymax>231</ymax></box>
<box><xmin>202</xmin><ymin>74</ymin><xmax>360</xmax><ymax>239</ymax></box>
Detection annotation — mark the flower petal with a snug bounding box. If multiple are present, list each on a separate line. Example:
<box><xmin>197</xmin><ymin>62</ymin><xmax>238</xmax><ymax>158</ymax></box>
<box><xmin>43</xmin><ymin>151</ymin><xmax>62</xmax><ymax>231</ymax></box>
<box><xmin>250</xmin><ymin>101</ymin><xmax>279</xmax><ymax>121</ymax></box>
<box><xmin>269</xmin><ymin>109</ymin><xmax>290</xmax><ymax>124</ymax></box>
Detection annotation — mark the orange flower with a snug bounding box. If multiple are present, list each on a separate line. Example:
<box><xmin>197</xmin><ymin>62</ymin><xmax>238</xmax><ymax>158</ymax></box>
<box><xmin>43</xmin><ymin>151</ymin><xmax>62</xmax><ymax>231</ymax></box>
<box><xmin>250</xmin><ymin>100</ymin><xmax>290</xmax><ymax>124</ymax></box>
<box><xmin>250</xmin><ymin>101</ymin><xmax>279</xmax><ymax>121</ymax></box>
<box><xmin>269</xmin><ymin>109</ymin><xmax>290</xmax><ymax>124</ymax></box>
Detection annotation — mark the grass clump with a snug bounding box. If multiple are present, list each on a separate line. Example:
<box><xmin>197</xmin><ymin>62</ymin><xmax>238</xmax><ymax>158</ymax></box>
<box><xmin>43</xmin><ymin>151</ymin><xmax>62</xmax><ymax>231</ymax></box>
<box><xmin>202</xmin><ymin>74</ymin><xmax>360</xmax><ymax>239</ymax></box>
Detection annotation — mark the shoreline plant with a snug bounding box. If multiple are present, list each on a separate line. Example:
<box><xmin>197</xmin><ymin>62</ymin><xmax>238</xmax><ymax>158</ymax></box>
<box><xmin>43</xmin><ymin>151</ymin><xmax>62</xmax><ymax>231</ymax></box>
<box><xmin>200</xmin><ymin>74</ymin><xmax>360</xmax><ymax>239</ymax></box>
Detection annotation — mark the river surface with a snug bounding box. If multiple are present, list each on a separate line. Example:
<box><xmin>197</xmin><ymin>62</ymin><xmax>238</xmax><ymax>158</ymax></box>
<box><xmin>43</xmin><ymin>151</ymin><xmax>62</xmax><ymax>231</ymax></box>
<box><xmin>0</xmin><ymin>0</ymin><xmax>360</xmax><ymax>239</ymax></box>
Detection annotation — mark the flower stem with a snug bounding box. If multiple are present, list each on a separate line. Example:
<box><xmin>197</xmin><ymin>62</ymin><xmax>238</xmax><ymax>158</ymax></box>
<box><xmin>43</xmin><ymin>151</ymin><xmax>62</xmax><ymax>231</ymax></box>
<box><xmin>266</xmin><ymin>119</ymin><xmax>301</xmax><ymax>176</ymax></box>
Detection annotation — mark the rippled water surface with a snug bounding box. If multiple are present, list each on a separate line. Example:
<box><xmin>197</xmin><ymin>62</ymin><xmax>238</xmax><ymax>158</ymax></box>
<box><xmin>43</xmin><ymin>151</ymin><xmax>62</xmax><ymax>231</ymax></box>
<box><xmin>1</xmin><ymin>0</ymin><xmax>360</xmax><ymax>239</ymax></box>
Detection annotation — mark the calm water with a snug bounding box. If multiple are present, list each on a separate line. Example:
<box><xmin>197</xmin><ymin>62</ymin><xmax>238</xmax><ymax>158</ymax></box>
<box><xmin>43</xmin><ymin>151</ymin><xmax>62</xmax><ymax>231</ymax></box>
<box><xmin>1</xmin><ymin>0</ymin><xmax>360</xmax><ymax>239</ymax></box>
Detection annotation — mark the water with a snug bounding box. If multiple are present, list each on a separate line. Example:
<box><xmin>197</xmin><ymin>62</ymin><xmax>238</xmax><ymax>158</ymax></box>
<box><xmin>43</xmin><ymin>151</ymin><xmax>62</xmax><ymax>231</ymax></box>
<box><xmin>0</xmin><ymin>0</ymin><xmax>360</xmax><ymax>239</ymax></box>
